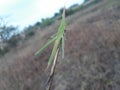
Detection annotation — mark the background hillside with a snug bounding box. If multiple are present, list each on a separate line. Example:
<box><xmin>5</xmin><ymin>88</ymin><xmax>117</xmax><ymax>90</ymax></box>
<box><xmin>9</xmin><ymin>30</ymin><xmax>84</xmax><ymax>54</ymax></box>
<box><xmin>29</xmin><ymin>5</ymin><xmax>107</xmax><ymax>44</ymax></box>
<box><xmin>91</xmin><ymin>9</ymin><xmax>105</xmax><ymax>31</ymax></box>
<box><xmin>0</xmin><ymin>0</ymin><xmax>120</xmax><ymax>90</ymax></box>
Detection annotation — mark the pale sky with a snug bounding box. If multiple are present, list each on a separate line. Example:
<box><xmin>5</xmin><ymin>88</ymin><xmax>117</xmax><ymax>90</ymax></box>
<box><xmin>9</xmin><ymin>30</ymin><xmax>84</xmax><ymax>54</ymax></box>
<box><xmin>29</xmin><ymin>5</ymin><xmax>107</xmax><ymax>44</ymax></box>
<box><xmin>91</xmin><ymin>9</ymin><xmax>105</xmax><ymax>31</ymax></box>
<box><xmin>0</xmin><ymin>0</ymin><xmax>84</xmax><ymax>29</ymax></box>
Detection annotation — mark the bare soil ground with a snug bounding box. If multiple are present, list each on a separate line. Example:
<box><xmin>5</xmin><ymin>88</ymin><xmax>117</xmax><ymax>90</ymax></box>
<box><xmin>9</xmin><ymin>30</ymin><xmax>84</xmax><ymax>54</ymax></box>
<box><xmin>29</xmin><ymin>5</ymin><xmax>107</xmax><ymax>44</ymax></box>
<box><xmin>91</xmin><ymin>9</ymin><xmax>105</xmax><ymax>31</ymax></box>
<box><xmin>0</xmin><ymin>0</ymin><xmax>120</xmax><ymax>90</ymax></box>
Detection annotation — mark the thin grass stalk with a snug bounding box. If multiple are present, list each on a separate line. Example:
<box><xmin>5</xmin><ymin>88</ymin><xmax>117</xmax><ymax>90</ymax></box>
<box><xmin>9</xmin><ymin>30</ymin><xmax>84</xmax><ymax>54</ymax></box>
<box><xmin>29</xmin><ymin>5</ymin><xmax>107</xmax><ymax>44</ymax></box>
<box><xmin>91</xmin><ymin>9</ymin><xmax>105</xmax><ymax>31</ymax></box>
<box><xmin>45</xmin><ymin>47</ymin><xmax>60</xmax><ymax>90</ymax></box>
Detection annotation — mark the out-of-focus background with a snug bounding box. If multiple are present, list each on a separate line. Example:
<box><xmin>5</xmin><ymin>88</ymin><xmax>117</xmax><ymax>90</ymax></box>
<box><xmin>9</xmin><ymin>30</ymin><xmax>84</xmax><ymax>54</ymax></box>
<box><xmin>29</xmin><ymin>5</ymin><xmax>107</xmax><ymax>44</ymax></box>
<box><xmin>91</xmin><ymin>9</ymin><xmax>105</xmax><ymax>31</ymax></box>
<box><xmin>0</xmin><ymin>0</ymin><xmax>120</xmax><ymax>90</ymax></box>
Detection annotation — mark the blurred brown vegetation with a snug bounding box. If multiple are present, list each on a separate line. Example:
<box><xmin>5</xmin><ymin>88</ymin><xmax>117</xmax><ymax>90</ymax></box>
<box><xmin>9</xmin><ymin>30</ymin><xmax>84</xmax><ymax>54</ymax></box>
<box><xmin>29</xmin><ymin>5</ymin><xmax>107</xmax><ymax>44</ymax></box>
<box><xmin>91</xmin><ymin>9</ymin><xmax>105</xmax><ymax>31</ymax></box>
<box><xmin>0</xmin><ymin>0</ymin><xmax>120</xmax><ymax>90</ymax></box>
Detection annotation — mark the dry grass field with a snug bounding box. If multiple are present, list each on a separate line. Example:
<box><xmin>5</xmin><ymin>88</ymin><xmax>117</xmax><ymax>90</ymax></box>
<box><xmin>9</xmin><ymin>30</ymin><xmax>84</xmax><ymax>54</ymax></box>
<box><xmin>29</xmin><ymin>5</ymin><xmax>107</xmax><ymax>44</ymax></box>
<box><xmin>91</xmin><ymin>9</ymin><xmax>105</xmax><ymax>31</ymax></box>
<box><xmin>0</xmin><ymin>0</ymin><xmax>120</xmax><ymax>90</ymax></box>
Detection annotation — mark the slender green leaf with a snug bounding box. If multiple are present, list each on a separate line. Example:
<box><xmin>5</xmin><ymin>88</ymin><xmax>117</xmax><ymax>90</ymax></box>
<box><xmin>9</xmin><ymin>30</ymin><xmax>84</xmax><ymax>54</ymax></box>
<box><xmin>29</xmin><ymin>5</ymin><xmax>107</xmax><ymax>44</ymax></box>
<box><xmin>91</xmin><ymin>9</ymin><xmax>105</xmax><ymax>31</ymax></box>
<box><xmin>35</xmin><ymin>37</ymin><xmax>56</xmax><ymax>56</ymax></box>
<box><xmin>50</xmin><ymin>33</ymin><xmax>57</xmax><ymax>38</ymax></box>
<box><xmin>48</xmin><ymin>38</ymin><xmax>60</xmax><ymax>65</ymax></box>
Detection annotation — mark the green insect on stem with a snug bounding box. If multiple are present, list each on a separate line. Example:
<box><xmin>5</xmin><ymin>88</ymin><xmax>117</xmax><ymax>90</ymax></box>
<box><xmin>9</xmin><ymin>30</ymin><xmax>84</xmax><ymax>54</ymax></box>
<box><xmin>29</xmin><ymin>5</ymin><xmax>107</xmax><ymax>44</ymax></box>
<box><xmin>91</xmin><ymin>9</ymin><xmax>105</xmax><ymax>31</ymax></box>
<box><xmin>47</xmin><ymin>7</ymin><xmax>66</xmax><ymax>67</ymax></box>
<box><xmin>35</xmin><ymin>7</ymin><xmax>66</xmax><ymax>69</ymax></box>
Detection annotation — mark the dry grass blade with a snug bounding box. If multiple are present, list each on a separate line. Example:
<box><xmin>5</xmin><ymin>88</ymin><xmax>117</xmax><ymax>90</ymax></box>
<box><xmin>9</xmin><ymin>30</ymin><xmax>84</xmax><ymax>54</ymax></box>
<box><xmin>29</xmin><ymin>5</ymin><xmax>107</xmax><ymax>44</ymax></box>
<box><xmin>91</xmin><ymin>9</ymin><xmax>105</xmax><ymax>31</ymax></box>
<box><xmin>45</xmin><ymin>47</ymin><xmax>60</xmax><ymax>90</ymax></box>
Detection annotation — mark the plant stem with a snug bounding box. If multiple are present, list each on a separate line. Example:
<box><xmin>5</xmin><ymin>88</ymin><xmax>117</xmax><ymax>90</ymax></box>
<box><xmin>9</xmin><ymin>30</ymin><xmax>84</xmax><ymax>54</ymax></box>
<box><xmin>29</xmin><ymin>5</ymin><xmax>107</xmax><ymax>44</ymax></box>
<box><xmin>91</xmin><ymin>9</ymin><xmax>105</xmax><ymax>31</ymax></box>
<box><xmin>46</xmin><ymin>47</ymin><xmax>60</xmax><ymax>90</ymax></box>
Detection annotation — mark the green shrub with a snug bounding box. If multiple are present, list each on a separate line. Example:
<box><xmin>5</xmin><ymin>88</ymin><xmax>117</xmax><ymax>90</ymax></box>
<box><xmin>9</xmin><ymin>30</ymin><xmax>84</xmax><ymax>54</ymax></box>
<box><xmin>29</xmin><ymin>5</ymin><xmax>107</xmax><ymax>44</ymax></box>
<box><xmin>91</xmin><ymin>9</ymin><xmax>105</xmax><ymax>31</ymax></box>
<box><xmin>24</xmin><ymin>26</ymin><xmax>35</xmax><ymax>38</ymax></box>
<box><xmin>40</xmin><ymin>18</ymin><xmax>55</xmax><ymax>28</ymax></box>
<box><xmin>83</xmin><ymin>0</ymin><xmax>102</xmax><ymax>8</ymax></box>
<box><xmin>6</xmin><ymin>35</ymin><xmax>20</xmax><ymax>47</ymax></box>
<box><xmin>0</xmin><ymin>46</ymin><xmax>9</xmax><ymax>56</ymax></box>
<box><xmin>26</xmin><ymin>30</ymin><xmax>35</xmax><ymax>37</ymax></box>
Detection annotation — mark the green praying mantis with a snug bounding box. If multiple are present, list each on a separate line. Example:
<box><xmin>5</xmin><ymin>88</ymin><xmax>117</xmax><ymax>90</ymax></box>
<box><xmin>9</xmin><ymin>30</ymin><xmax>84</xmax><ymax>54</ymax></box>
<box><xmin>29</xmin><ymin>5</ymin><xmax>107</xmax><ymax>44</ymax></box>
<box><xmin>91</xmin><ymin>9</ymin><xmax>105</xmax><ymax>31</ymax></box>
<box><xmin>35</xmin><ymin>7</ymin><xmax>66</xmax><ymax>68</ymax></box>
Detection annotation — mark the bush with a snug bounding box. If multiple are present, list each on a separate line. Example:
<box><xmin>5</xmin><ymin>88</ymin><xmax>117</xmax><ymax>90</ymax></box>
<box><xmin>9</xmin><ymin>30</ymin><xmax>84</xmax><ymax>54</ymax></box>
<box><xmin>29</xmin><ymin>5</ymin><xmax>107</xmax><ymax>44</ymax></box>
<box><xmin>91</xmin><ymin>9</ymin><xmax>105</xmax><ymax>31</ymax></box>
<box><xmin>66</xmin><ymin>9</ymin><xmax>76</xmax><ymax>16</ymax></box>
<box><xmin>0</xmin><ymin>25</ymin><xmax>17</xmax><ymax>42</ymax></box>
<box><xmin>0</xmin><ymin>46</ymin><xmax>9</xmax><ymax>56</ymax></box>
<box><xmin>35</xmin><ymin>22</ymin><xmax>41</xmax><ymax>26</ymax></box>
<box><xmin>40</xmin><ymin>18</ymin><xmax>55</xmax><ymax>28</ymax></box>
<box><xmin>24</xmin><ymin>26</ymin><xmax>35</xmax><ymax>38</ymax></box>
<box><xmin>26</xmin><ymin>30</ymin><xmax>35</xmax><ymax>37</ymax></box>
<box><xmin>6</xmin><ymin>35</ymin><xmax>20</xmax><ymax>47</ymax></box>
<box><xmin>58</xmin><ymin>6</ymin><xmax>79</xmax><ymax>18</ymax></box>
